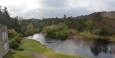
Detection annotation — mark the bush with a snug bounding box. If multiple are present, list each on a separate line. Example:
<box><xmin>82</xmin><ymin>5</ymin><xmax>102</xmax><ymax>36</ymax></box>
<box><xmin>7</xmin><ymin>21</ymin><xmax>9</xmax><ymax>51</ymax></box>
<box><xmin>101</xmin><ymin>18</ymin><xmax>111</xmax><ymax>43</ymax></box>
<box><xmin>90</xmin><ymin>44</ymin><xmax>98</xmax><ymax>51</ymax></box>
<box><xmin>112</xmin><ymin>35</ymin><xmax>115</xmax><ymax>39</ymax></box>
<box><xmin>9</xmin><ymin>34</ymin><xmax>23</xmax><ymax>49</ymax></box>
<box><xmin>93</xmin><ymin>28</ymin><xmax>114</xmax><ymax>36</ymax></box>
<box><xmin>8</xmin><ymin>29</ymin><xmax>17</xmax><ymax>38</ymax></box>
<box><xmin>80</xmin><ymin>32</ymin><xmax>102</xmax><ymax>40</ymax></box>
<box><xmin>92</xmin><ymin>29</ymin><xmax>101</xmax><ymax>35</ymax></box>
<box><xmin>10</xmin><ymin>40</ymin><xmax>19</xmax><ymax>49</ymax></box>
<box><xmin>55</xmin><ymin>30</ymin><xmax>69</xmax><ymax>40</ymax></box>
<box><xmin>43</xmin><ymin>23</ymin><xmax>71</xmax><ymax>40</ymax></box>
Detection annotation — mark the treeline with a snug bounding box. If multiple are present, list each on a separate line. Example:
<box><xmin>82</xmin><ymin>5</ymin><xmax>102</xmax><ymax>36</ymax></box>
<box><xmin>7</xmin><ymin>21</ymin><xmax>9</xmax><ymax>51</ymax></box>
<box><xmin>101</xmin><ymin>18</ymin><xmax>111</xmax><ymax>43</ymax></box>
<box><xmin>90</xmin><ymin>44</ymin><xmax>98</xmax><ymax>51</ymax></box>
<box><xmin>20</xmin><ymin>12</ymin><xmax>115</xmax><ymax>35</ymax></box>
<box><xmin>19</xmin><ymin>12</ymin><xmax>115</xmax><ymax>40</ymax></box>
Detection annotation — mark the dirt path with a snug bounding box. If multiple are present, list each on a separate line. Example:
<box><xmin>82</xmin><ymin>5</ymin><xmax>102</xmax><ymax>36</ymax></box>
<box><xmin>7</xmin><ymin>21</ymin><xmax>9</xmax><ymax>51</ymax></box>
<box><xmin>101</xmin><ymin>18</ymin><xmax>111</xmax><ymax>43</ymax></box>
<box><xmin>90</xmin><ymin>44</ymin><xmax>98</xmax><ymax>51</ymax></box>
<box><xmin>24</xmin><ymin>50</ymin><xmax>47</xmax><ymax>58</ymax></box>
<box><xmin>10</xmin><ymin>49</ymin><xmax>47</xmax><ymax>58</ymax></box>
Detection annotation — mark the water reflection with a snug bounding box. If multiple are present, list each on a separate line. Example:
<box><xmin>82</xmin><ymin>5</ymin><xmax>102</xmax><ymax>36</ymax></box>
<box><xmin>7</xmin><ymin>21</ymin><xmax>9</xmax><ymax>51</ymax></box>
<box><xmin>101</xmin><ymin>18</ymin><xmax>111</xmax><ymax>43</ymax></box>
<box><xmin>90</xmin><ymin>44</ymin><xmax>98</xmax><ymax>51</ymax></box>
<box><xmin>90</xmin><ymin>40</ymin><xmax>110</xmax><ymax>56</ymax></box>
<box><xmin>90</xmin><ymin>39</ymin><xmax>115</xmax><ymax>58</ymax></box>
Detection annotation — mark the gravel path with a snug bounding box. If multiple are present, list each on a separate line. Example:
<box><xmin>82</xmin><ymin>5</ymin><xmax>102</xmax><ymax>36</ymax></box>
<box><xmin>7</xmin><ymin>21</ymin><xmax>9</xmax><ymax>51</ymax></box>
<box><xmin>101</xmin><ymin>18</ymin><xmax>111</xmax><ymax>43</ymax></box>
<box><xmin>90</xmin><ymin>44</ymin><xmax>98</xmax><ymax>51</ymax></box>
<box><xmin>10</xmin><ymin>49</ymin><xmax>47</xmax><ymax>58</ymax></box>
<box><xmin>24</xmin><ymin>50</ymin><xmax>47</xmax><ymax>58</ymax></box>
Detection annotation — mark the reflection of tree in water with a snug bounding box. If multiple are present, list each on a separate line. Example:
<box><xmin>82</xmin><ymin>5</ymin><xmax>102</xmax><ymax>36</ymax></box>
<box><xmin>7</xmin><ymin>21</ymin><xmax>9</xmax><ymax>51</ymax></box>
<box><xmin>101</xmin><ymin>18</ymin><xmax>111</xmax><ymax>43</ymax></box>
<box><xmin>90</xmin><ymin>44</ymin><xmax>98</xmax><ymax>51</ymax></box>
<box><xmin>90</xmin><ymin>39</ymin><xmax>110</xmax><ymax>56</ymax></box>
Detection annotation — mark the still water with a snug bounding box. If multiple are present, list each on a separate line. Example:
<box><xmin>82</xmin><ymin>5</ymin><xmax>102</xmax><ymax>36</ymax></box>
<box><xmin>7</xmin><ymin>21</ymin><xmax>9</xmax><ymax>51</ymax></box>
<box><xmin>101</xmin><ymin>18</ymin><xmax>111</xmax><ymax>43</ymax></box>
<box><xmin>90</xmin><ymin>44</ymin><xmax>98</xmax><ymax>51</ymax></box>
<box><xmin>26</xmin><ymin>34</ymin><xmax>115</xmax><ymax>58</ymax></box>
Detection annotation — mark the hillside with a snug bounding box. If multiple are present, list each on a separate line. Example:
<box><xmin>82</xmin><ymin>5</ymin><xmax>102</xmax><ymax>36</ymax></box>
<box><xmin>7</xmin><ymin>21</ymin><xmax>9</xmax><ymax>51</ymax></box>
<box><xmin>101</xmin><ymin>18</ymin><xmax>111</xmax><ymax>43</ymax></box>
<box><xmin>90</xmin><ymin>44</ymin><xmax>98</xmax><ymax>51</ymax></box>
<box><xmin>19</xmin><ymin>11</ymin><xmax>115</xmax><ymax>36</ymax></box>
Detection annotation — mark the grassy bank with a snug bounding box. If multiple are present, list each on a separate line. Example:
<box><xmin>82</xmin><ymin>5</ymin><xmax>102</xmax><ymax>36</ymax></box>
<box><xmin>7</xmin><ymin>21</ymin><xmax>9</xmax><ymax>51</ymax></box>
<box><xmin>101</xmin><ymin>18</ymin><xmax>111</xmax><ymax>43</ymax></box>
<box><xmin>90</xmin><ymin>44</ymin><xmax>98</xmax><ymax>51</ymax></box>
<box><xmin>3</xmin><ymin>51</ymin><xmax>35</xmax><ymax>58</ymax></box>
<box><xmin>19</xmin><ymin>39</ymin><xmax>83</xmax><ymax>58</ymax></box>
<box><xmin>80</xmin><ymin>32</ymin><xmax>115</xmax><ymax>42</ymax></box>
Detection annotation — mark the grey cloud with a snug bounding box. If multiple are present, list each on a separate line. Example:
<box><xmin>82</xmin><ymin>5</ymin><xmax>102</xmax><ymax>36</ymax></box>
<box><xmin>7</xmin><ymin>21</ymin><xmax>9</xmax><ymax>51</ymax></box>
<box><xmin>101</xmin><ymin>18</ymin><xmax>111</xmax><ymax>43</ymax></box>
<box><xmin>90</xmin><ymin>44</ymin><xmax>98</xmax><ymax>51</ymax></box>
<box><xmin>10</xmin><ymin>7</ymin><xmax>91</xmax><ymax>19</ymax></box>
<box><xmin>8</xmin><ymin>5</ymin><xmax>28</xmax><ymax>17</ymax></box>
<box><xmin>14</xmin><ymin>9</ymin><xmax>40</xmax><ymax>19</ymax></box>
<box><xmin>34</xmin><ymin>7</ymin><xmax>91</xmax><ymax>18</ymax></box>
<box><xmin>39</xmin><ymin>0</ymin><xmax>68</xmax><ymax>8</ymax></box>
<box><xmin>105</xmin><ymin>0</ymin><xmax>115</xmax><ymax>11</ymax></box>
<box><xmin>6</xmin><ymin>0</ymin><xmax>115</xmax><ymax>19</ymax></box>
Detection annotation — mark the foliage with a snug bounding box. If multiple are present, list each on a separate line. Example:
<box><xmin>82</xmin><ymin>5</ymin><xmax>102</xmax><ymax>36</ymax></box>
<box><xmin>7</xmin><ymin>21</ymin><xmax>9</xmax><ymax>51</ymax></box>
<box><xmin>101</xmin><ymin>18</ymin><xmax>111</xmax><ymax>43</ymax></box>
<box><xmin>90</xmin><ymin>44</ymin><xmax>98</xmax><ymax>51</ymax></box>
<box><xmin>55</xmin><ymin>30</ymin><xmax>70</xmax><ymax>39</ymax></box>
<box><xmin>9</xmin><ymin>34</ymin><xmax>23</xmax><ymax>49</ymax></box>
<box><xmin>80</xmin><ymin>32</ymin><xmax>102</xmax><ymax>40</ymax></box>
<box><xmin>8</xmin><ymin>29</ymin><xmax>18</xmax><ymax>38</ymax></box>
<box><xmin>11</xmin><ymin>18</ymin><xmax>22</xmax><ymax>33</ymax></box>
<box><xmin>8</xmin><ymin>29</ymin><xmax>23</xmax><ymax>49</ymax></box>
<box><xmin>0</xmin><ymin>7</ymin><xmax>11</xmax><ymax>28</ymax></box>
<box><xmin>85</xmin><ymin>19</ymin><xmax>94</xmax><ymax>31</ymax></box>
<box><xmin>99</xmin><ymin>27</ymin><xmax>114</xmax><ymax>36</ymax></box>
<box><xmin>26</xmin><ymin>22</ymin><xmax>34</xmax><ymax>34</ymax></box>
<box><xmin>112</xmin><ymin>35</ymin><xmax>115</xmax><ymax>38</ymax></box>
<box><xmin>93</xmin><ymin>27</ymin><xmax>114</xmax><ymax>36</ymax></box>
<box><xmin>43</xmin><ymin>23</ymin><xmax>71</xmax><ymax>40</ymax></box>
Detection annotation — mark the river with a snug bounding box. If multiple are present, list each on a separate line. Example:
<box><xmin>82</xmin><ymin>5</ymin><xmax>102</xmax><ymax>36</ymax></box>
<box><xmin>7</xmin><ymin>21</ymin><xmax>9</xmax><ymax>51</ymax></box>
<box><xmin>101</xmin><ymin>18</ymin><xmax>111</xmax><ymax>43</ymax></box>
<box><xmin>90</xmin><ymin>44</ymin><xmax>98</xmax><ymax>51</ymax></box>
<box><xmin>26</xmin><ymin>33</ymin><xmax>115</xmax><ymax>58</ymax></box>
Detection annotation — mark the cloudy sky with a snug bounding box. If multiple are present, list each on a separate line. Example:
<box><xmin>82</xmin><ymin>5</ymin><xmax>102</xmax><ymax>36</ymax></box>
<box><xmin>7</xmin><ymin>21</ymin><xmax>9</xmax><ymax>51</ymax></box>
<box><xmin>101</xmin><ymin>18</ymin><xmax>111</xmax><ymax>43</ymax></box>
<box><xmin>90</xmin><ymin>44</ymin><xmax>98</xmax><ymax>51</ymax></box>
<box><xmin>0</xmin><ymin>0</ymin><xmax>115</xmax><ymax>19</ymax></box>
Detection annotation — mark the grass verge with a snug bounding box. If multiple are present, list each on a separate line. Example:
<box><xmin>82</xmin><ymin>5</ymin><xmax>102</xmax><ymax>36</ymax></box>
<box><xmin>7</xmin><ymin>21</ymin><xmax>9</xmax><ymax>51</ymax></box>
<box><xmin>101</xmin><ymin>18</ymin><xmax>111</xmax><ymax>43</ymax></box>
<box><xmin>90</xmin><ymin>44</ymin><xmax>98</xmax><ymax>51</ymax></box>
<box><xmin>3</xmin><ymin>51</ymin><xmax>35</xmax><ymax>58</ymax></box>
<box><xmin>19</xmin><ymin>39</ymin><xmax>83</xmax><ymax>58</ymax></box>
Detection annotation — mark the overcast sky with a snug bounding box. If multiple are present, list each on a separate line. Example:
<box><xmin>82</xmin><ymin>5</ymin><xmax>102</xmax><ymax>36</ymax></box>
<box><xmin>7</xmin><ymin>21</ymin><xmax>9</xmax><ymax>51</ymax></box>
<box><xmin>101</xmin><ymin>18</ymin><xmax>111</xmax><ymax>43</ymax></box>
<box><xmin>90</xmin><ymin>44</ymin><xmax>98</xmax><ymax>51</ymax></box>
<box><xmin>0</xmin><ymin>0</ymin><xmax>115</xmax><ymax>19</ymax></box>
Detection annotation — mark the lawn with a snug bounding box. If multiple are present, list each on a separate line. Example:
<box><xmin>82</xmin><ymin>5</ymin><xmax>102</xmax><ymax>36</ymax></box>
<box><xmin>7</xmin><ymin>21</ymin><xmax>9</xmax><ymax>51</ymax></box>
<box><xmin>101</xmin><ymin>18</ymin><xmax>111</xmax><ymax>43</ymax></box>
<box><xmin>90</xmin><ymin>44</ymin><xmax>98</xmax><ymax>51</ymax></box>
<box><xmin>3</xmin><ymin>51</ymin><xmax>35</xmax><ymax>58</ymax></box>
<box><xmin>19</xmin><ymin>39</ymin><xmax>83</xmax><ymax>58</ymax></box>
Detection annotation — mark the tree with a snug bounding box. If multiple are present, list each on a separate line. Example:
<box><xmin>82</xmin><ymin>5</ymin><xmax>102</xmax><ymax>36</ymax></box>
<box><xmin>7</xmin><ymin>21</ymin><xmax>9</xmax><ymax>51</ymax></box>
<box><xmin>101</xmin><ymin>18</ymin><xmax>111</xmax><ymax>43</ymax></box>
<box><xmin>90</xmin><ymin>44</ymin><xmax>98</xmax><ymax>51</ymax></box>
<box><xmin>0</xmin><ymin>7</ymin><xmax>12</xmax><ymax>28</ymax></box>
<box><xmin>11</xmin><ymin>17</ymin><xmax>23</xmax><ymax>33</ymax></box>
<box><xmin>63</xmin><ymin>15</ymin><xmax>66</xmax><ymax>19</ymax></box>
<box><xmin>3</xmin><ymin>7</ymin><xmax>10</xmax><ymax>18</ymax></box>
<box><xmin>24</xmin><ymin>22</ymin><xmax>34</xmax><ymax>36</ymax></box>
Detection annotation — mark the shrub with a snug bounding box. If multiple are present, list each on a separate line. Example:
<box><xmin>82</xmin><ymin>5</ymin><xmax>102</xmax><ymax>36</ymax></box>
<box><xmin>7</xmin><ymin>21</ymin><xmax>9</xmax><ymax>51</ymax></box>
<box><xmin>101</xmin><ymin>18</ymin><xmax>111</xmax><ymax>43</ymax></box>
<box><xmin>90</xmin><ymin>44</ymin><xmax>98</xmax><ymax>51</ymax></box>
<box><xmin>8</xmin><ymin>29</ymin><xmax>23</xmax><ymax>49</ymax></box>
<box><xmin>92</xmin><ymin>29</ymin><xmax>101</xmax><ymax>35</ymax></box>
<box><xmin>93</xmin><ymin>28</ymin><xmax>114</xmax><ymax>36</ymax></box>
<box><xmin>43</xmin><ymin>23</ymin><xmax>71</xmax><ymax>40</ymax></box>
<box><xmin>8</xmin><ymin>29</ymin><xmax>17</xmax><ymax>38</ymax></box>
<box><xmin>55</xmin><ymin>30</ymin><xmax>70</xmax><ymax>40</ymax></box>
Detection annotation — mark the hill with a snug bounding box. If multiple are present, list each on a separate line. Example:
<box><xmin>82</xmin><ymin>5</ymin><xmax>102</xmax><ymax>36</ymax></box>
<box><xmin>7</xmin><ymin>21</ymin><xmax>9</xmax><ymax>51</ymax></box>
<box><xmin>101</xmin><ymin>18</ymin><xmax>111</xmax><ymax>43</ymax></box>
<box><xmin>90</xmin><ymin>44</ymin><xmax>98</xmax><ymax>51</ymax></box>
<box><xmin>19</xmin><ymin>11</ymin><xmax>115</xmax><ymax>36</ymax></box>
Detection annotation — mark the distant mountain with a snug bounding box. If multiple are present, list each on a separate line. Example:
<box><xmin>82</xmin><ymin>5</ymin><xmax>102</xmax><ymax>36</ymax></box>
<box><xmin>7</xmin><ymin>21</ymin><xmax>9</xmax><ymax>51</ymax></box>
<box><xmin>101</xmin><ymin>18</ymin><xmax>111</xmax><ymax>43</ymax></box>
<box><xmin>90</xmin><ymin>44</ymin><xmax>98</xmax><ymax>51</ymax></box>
<box><xmin>101</xmin><ymin>11</ymin><xmax>115</xmax><ymax>19</ymax></box>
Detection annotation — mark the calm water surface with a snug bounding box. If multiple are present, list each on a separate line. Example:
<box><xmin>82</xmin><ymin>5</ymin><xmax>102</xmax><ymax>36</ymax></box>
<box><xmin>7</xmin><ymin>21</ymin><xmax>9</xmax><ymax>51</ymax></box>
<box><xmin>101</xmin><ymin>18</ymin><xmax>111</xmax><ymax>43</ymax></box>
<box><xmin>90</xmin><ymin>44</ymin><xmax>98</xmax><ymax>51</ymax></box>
<box><xmin>26</xmin><ymin>34</ymin><xmax>115</xmax><ymax>58</ymax></box>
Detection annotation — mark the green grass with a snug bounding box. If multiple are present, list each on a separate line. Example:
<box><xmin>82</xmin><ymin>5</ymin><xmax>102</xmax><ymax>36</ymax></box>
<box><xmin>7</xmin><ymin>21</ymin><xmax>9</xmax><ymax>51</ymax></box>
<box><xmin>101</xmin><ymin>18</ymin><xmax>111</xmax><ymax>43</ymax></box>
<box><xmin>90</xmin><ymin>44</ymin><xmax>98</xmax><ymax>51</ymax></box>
<box><xmin>80</xmin><ymin>32</ymin><xmax>112</xmax><ymax>40</ymax></box>
<box><xmin>19</xmin><ymin>39</ymin><xmax>83</xmax><ymax>58</ymax></box>
<box><xmin>3</xmin><ymin>51</ymin><xmax>35</xmax><ymax>58</ymax></box>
